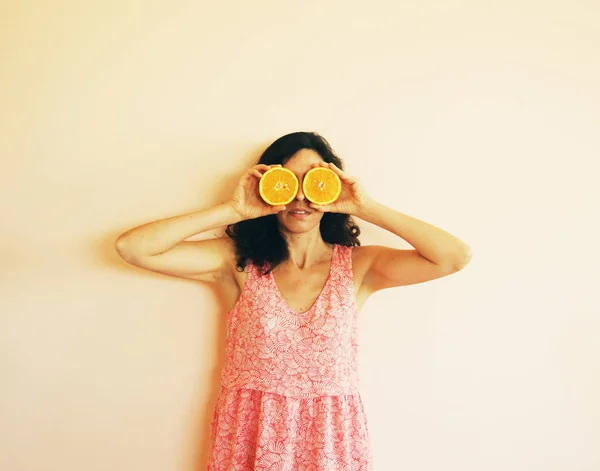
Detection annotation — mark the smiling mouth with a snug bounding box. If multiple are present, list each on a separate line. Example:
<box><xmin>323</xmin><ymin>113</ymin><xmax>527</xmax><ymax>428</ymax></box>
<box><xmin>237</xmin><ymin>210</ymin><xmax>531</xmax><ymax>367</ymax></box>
<box><xmin>288</xmin><ymin>210</ymin><xmax>311</xmax><ymax>215</ymax></box>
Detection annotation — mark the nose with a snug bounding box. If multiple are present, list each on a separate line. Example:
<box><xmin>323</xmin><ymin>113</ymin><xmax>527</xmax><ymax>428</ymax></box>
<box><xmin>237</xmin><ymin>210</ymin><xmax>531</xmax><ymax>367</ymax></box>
<box><xmin>295</xmin><ymin>182</ymin><xmax>305</xmax><ymax>201</ymax></box>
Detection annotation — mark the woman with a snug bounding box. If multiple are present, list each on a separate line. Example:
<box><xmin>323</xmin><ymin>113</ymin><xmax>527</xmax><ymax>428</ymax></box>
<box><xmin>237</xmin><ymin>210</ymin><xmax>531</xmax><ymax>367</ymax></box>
<box><xmin>115</xmin><ymin>131</ymin><xmax>471</xmax><ymax>470</ymax></box>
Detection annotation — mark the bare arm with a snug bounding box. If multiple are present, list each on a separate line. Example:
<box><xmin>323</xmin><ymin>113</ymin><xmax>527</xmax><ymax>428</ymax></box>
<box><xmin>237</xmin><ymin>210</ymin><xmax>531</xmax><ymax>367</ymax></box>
<box><xmin>115</xmin><ymin>164</ymin><xmax>286</xmax><ymax>282</ymax></box>
<box><xmin>357</xmin><ymin>201</ymin><xmax>471</xmax><ymax>287</ymax></box>
<box><xmin>115</xmin><ymin>203</ymin><xmax>242</xmax><ymax>281</ymax></box>
<box><xmin>308</xmin><ymin>161</ymin><xmax>471</xmax><ymax>294</ymax></box>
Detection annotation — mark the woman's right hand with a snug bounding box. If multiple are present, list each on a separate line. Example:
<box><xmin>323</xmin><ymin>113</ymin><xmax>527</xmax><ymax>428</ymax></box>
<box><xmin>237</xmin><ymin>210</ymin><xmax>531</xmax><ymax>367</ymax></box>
<box><xmin>230</xmin><ymin>164</ymin><xmax>287</xmax><ymax>220</ymax></box>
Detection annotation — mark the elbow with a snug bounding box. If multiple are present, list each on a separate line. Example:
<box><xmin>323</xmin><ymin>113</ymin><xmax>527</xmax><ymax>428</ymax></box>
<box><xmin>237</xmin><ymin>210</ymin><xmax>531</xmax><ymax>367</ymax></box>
<box><xmin>439</xmin><ymin>245</ymin><xmax>472</xmax><ymax>273</ymax></box>
<box><xmin>115</xmin><ymin>235</ymin><xmax>139</xmax><ymax>263</ymax></box>
<box><xmin>452</xmin><ymin>245</ymin><xmax>472</xmax><ymax>272</ymax></box>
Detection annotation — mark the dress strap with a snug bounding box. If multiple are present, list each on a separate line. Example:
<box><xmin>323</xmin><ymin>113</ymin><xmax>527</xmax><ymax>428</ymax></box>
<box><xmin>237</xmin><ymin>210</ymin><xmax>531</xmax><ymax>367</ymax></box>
<box><xmin>246</xmin><ymin>261</ymin><xmax>265</xmax><ymax>284</ymax></box>
<box><xmin>334</xmin><ymin>244</ymin><xmax>355</xmax><ymax>280</ymax></box>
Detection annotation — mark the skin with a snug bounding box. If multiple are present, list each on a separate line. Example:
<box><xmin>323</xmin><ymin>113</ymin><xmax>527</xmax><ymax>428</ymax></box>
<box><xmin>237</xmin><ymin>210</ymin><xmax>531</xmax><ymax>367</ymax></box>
<box><xmin>115</xmin><ymin>149</ymin><xmax>472</xmax><ymax>314</ymax></box>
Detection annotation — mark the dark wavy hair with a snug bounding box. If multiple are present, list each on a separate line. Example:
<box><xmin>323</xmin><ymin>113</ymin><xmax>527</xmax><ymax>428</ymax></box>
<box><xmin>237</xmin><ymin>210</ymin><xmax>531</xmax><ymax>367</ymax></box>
<box><xmin>225</xmin><ymin>131</ymin><xmax>361</xmax><ymax>274</ymax></box>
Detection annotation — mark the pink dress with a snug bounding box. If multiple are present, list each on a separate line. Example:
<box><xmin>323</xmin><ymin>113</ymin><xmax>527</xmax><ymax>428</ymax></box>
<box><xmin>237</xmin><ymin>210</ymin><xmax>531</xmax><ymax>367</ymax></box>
<box><xmin>207</xmin><ymin>244</ymin><xmax>373</xmax><ymax>470</ymax></box>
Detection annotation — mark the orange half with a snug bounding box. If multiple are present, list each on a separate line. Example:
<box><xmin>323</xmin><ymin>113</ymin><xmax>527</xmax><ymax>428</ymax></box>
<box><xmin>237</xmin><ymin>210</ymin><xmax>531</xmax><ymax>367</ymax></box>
<box><xmin>302</xmin><ymin>167</ymin><xmax>342</xmax><ymax>205</ymax></box>
<box><xmin>259</xmin><ymin>167</ymin><xmax>299</xmax><ymax>206</ymax></box>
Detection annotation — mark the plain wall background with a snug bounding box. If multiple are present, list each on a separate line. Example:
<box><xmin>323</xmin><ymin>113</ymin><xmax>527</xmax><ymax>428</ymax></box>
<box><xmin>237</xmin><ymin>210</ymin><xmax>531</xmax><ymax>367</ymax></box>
<box><xmin>1</xmin><ymin>1</ymin><xmax>599</xmax><ymax>470</ymax></box>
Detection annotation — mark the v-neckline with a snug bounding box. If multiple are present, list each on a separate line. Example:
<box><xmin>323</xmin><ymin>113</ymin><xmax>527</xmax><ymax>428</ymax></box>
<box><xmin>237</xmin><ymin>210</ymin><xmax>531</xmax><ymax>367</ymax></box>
<box><xmin>270</xmin><ymin>244</ymin><xmax>337</xmax><ymax>316</ymax></box>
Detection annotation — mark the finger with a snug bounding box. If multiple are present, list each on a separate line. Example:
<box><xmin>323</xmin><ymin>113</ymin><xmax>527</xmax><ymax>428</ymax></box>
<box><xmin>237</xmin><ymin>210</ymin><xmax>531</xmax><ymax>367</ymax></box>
<box><xmin>327</xmin><ymin>163</ymin><xmax>357</xmax><ymax>183</ymax></box>
<box><xmin>314</xmin><ymin>161</ymin><xmax>352</xmax><ymax>181</ymax></box>
<box><xmin>312</xmin><ymin>162</ymin><xmax>355</xmax><ymax>184</ymax></box>
<box><xmin>309</xmin><ymin>203</ymin><xmax>332</xmax><ymax>212</ymax></box>
<box><xmin>253</xmin><ymin>164</ymin><xmax>270</xmax><ymax>170</ymax></box>
<box><xmin>250</xmin><ymin>169</ymin><xmax>263</xmax><ymax>178</ymax></box>
<box><xmin>325</xmin><ymin>162</ymin><xmax>346</xmax><ymax>178</ymax></box>
<box><xmin>271</xmin><ymin>205</ymin><xmax>286</xmax><ymax>213</ymax></box>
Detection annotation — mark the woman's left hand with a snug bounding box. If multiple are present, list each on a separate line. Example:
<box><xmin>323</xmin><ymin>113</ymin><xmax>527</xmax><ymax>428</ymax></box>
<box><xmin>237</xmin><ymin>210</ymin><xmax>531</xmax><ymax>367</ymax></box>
<box><xmin>307</xmin><ymin>162</ymin><xmax>373</xmax><ymax>216</ymax></box>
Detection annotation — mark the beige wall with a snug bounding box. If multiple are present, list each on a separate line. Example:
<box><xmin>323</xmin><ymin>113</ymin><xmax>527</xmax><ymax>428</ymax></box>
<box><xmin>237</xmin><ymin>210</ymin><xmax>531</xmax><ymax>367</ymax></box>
<box><xmin>2</xmin><ymin>1</ymin><xmax>599</xmax><ymax>470</ymax></box>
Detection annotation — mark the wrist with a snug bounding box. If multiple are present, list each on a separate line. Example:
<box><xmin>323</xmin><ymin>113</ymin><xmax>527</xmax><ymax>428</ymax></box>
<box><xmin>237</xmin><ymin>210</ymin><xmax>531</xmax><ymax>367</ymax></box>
<box><xmin>354</xmin><ymin>198</ymin><xmax>380</xmax><ymax>220</ymax></box>
<box><xmin>223</xmin><ymin>201</ymin><xmax>246</xmax><ymax>224</ymax></box>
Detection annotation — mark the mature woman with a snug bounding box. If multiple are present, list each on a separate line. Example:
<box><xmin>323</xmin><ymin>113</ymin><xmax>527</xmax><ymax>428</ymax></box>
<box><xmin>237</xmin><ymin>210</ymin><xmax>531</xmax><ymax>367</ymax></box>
<box><xmin>115</xmin><ymin>131</ymin><xmax>471</xmax><ymax>470</ymax></box>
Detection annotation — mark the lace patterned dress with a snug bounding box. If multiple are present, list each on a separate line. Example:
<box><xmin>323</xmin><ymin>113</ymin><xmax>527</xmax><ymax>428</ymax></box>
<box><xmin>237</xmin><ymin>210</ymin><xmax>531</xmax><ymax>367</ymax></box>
<box><xmin>207</xmin><ymin>244</ymin><xmax>373</xmax><ymax>470</ymax></box>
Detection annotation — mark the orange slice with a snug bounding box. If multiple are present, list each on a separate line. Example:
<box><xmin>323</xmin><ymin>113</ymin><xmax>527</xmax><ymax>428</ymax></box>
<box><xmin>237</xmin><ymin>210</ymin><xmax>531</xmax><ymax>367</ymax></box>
<box><xmin>259</xmin><ymin>167</ymin><xmax>299</xmax><ymax>206</ymax></box>
<box><xmin>302</xmin><ymin>167</ymin><xmax>342</xmax><ymax>205</ymax></box>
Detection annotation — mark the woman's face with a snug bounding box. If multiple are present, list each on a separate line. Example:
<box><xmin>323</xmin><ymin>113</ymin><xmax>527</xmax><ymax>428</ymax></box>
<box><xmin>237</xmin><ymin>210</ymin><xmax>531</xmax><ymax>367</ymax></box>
<box><xmin>276</xmin><ymin>149</ymin><xmax>326</xmax><ymax>234</ymax></box>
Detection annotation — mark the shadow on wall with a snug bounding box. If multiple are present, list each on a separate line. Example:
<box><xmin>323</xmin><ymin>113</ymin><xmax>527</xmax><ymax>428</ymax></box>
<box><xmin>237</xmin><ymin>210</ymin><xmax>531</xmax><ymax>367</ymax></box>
<box><xmin>93</xmin><ymin>140</ymin><xmax>276</xmax><ymax>471</ymax></box>
<box><xmin>97</xmin><ymin>228</ymin><xmax>232</xmax><ymax>470</ymax></box>
<box><xmin>191</xmin><ymin>284</ymin><xmax>230</xmax><ymax>471</ymax></box>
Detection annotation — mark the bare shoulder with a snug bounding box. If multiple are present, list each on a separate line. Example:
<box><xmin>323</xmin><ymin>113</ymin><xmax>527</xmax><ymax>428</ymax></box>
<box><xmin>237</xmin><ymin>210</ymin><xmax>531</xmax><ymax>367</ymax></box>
<box><xmin>350</xmin><ymin>245</ymin><xmax>375</xmax><ymax>287</ymax></box>
<box><xmin>353</xmin><ymin>243</ymin><xmax>467</xmax><ymax>298</ymax></box>
<box><xmin>221</xmin><ymin>237</ymin><xmax>249</xmax><ymax>290</ymax></box>
<box><xmin>210</xmin><ymin>236</ymin><xmax>242</xmax><ymax>282</ymax></box>
<box><xmin>210</xmin><ymin>235</ymin><xmax>236</xmax><ymax>259</ymax></box>
<box><xmin>349</xmin><ymin>245</ymin><xmax>379</xmax><ymax>310</ymax></box>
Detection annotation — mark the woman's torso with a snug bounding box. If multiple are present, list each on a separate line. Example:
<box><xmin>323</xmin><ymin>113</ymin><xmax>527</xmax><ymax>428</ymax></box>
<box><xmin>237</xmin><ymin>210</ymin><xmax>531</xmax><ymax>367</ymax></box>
<box><xmin>219</xmin><ymin>243</ymin><xmax>364</xmax><ymax>396</ymax></box>
<box><xmin>219</xmin><ymin>240</ymin><xmax>372</xmax><ymax>314</ymax></box>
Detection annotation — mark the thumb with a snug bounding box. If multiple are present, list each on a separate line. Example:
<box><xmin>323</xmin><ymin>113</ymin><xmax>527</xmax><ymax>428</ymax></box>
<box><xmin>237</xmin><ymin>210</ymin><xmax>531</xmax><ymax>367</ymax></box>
<box><xmin>309</xmin><ymin>203</ymin><xmax>332</xmax><ymax>212</ymax></box>
<box><xmin>271</xmin><ymin>205</ymin><xmax>287</xmax><ymax>213</ymax></box>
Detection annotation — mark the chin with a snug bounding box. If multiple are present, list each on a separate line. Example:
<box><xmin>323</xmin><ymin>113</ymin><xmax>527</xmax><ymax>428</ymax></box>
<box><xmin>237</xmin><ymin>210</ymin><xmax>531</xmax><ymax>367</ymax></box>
<box><xmin>277</xmin><ymin>213</ymin><xmax>323</xmax><ymax>234</ymax></box>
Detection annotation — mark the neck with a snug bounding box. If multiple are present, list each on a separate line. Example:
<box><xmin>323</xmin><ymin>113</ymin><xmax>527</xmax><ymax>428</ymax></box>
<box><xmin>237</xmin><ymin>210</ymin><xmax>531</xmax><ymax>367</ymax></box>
<box><xmin>281</xmin><ymin>230</ymin><xmax>331</xmax><ymax>269</ymax></box>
